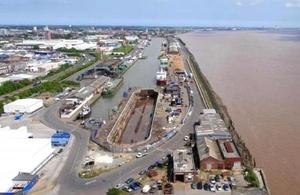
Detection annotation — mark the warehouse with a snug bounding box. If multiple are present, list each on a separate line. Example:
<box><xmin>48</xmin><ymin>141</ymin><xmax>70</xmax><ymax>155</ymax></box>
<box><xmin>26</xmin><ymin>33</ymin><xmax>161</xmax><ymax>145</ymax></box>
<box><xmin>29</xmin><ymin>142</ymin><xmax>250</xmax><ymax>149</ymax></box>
<box><xmin>0</xmin><ymin>126</ymin><xmax>55</xmax><ymax>194</ymax></box>
<box><xmin>4</xmin><ymin>98</ymin><xmax>44</xmax><ymax>114</ymax></box>
<box><xmin>173</xmin><ymin>148</ymin><xmax>196</xmax><ymax>182</ymax></box>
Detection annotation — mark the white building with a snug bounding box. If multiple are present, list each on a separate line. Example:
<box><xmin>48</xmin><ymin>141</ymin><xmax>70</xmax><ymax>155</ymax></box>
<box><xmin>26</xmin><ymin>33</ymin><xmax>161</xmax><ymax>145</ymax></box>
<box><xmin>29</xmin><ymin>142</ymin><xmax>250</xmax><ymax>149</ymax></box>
<box><xmin>4</xmin><ymin>98</ymin><xmax>44</xmax><ymax>114</ymax></box>
<box><xmin>125</xmin><ymin>35</ymin><xmax>139</xmax><ymax>42</ymax></box>
<box><xmin>0</xmin><ymin>126</ymin><xmax>55</xmax><ymax>193</ymax></box>
<box><xmin>18</xmin><ymin>39</ymin><xmax>97</xmax><ymax>50</ymax></box>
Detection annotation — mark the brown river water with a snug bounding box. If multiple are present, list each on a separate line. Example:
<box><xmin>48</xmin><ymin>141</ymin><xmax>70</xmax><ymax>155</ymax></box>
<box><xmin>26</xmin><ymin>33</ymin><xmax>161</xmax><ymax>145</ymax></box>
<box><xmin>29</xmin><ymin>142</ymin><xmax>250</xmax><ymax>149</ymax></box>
<box><xmin>180</xmin><ymin>30</ymin><xmax>300</xmax><ymax>195</ymax></box>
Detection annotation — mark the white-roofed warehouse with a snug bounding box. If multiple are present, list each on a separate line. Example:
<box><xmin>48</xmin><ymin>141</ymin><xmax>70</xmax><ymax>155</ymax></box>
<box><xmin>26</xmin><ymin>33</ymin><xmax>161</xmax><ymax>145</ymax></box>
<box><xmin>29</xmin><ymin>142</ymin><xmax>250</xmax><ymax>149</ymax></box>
<box><xmin>0</xmin><ymin>126</ymin><xmax>55</xmax><ymax>193</ymax></box>
<box><xmin>4</xmin><ymin>98</ymin><xmax>43</xmax><ymax>114</ymax></box>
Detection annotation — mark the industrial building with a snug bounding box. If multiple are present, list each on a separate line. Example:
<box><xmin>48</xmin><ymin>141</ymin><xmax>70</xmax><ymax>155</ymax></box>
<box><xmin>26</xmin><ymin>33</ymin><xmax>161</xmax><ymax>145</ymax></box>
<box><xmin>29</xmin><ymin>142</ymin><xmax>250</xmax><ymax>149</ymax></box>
<box><xmin>173</xmin><ymin>148</ymin><xmax>196</xmax><ymax>182</ymax></box>
<box><xmin>195</xmin><ymin>109</ymin><xmax>232</xmax><ymax>140</ymax></box>
<box><xmin>194</xmin><ymin>109</ymin><xmax>241</xmax><ymax>170</ymax></box>
<box><xmin>0</xmin><ymin>126</ymin><xmax>55</xmax><ymax>194</ymax></box>
<box><xmin>4</xmin><ymin>98</ymin><xmax>44</xmax><ymax>114</ymax></box>
<box><xmin>60</xmin><ymin>76</ymin><xmax>110</xmax><ymax>119</ymax></box>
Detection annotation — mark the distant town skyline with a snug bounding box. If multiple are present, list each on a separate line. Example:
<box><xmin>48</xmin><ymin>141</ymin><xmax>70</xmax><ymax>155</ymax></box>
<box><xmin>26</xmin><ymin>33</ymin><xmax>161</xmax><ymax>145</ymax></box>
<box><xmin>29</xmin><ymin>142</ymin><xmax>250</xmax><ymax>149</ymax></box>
<box><xmin>0</xmin><ymin>0</ymin><xmax>300</xmax><ymax>27</ymax></box>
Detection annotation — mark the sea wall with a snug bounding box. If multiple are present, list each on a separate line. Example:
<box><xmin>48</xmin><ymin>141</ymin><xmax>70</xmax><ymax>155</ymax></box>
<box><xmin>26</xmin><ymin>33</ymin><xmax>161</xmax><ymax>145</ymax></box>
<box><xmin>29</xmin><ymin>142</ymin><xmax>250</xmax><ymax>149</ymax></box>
<box><xmin>177</xmin><ymin>38</ymin><xmax>254</xmax><ymax>168</ymax></box>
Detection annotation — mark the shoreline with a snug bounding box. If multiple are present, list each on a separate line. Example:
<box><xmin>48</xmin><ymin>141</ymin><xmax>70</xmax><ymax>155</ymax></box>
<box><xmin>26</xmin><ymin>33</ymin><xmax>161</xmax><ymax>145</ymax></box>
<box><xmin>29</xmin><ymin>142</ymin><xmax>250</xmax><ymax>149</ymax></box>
<box><xmin>177</xmin><ymin>37</ymin><xmax>271</xmax><ymax>194</ymax></box>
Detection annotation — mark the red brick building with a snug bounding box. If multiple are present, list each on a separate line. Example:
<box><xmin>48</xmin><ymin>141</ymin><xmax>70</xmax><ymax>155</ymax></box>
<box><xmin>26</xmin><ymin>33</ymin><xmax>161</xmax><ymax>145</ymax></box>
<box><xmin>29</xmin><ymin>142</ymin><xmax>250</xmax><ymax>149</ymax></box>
<box><xmin>195</xmin><ymin>137</ymin><xmax>241</xmax><ymax>170</ymax></box>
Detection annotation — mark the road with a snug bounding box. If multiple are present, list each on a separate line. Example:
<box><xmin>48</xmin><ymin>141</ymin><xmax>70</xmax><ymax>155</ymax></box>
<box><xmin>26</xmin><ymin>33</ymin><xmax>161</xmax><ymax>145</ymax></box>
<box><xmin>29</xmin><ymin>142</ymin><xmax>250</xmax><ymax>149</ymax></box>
<box><xmin>37</xmin><ymin>40</ymin><xmax>205</xmax><ymax>195</ymax></box>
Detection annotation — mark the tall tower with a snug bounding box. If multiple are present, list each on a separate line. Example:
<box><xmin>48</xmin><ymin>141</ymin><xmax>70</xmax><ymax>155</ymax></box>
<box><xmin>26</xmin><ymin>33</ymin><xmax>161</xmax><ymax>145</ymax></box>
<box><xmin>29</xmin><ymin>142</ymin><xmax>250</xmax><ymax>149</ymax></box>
<box><xmin>44</xmin><ymin>26</ymin><xmax>51</xmax><ymax>40</ymax></box>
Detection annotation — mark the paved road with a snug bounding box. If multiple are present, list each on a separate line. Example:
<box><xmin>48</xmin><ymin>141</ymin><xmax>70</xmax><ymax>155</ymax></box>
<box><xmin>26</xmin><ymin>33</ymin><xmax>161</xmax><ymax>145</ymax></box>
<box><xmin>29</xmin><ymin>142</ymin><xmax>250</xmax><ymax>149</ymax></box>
<box><xmin>38</xmin><ymin>40</ymin><xmax>205</xmax><ymax>195</ymax></box>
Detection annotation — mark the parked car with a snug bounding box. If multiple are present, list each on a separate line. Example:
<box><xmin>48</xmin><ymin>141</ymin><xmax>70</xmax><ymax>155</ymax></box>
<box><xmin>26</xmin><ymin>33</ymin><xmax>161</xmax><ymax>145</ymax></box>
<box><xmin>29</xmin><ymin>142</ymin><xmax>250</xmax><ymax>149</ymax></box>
<box><xmin>139</xmin><ymin>170</ymin><xmax>147</xmax><ymax>176</ymax></box>
<box><xmin>203</xmin><ymin>183</ymin><xmax>209</xmax><ymax>191</ymax></box>
<box><xmin>148</xmin><ymin>164</ymin><xmax>156</xmax><ymax>171</ymax></box>
<box><xmin>142</xmin><ymin>185</ymin><xmax>151</xmax><ymax>193</ymax></box>
<box><xmin>216</xmin><ymin>184</ymin><xmax>222</xmax><ymax>191</ymax></box>
<box><xmin>122</xmin><ymin>185</ymin><xmax>132</xmax><ymax>192</ymax></box>
<box><xmin>115</xmin><ymin>183</ymin><xmax>124</xmax><ymax>189</ymax></box>
<box><xmin>191</xmin><ymin>182</ymin><xmax>197</xmax><ymax>189</ymax></box>
<box><xmin>136</xmin><ymin>152</ymin><xmax>149</xmax><ymax>158</ymax></box>
<box><xmin>223</xmin><ymin>183</ymin><xmax>230</xmax><ymax>191</ymax></box>
<box><xmin>129</xmin><ymin>181</ymin><xmax>142</xmax><ymax>191</ymax></box>
<box><xmin>149</xmin><ymin>186</ymin><xmax>158</xmax><ymax>193</ymax></box>
<box><xmin>210</xmin><ymin>178</ymin><xmax>216</xmax><ymax>184</ymax></box>
<box><xmin>125</xmin><ymin>177</ymin><xmax>134</xmax><ymax>184</ymax></box>
<box><xmin>184</xmin><ymin>135</ymin><xmax>190</xmax><ymax>141</ymax></box>
<box><xmin>209</xmin><ymin>184</ymin><xmax>216</xmax><ymax>192</ymax></box>
<box><xmin>197</xmin><ymin>182</ymin><xmax>203</xmax><ymax>189</ymax></box>
<box><xmin>215</xmin><ymin>175</ymin><xmax>221</xmax><ymax>182</ymax></box>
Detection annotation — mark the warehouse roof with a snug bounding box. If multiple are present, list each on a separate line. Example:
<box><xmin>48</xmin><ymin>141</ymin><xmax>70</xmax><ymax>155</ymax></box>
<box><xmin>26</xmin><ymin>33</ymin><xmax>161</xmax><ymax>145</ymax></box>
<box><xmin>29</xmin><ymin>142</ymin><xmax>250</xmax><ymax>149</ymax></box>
<box><xmin>195</xmin><ymin>109</ymin><xmax>231</xmax><ymax>140</ymax></box>
<box><xmin>5</xmin><ymin>98</ymin><xmax>42</xmax><ymax>107</ymax></box>
<box><xmin>217</xmin><ymin>139</ymin><xmax>240</xmax><ymax>159</ymax></box>
<box><xmin>0</xmin><ymin>126</ymin><xmax>54</xmax><ymax>193</ymax></box>
<box><xmin>173</xmin><ymin>149</ymin><xmax>195</xmax><ymax>173</ymax></box>
<box><xmin>197</xmin><ymin>137</ymin><xmax>223</xmax><ymax>161</ymax></box>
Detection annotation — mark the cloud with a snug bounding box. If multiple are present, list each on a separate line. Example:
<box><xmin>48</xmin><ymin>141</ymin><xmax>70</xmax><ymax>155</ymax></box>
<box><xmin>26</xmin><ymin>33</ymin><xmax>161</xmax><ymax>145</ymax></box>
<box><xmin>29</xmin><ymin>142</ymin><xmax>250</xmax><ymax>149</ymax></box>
<box><xmin>235</xmin><ymin>0</ymin><xmax>265</xmax><ymax>6</ymax></box>
<box><xmin>285</xmin><ymin>0</ymin><xmax>300</xmax><ymax>7</ymax></box>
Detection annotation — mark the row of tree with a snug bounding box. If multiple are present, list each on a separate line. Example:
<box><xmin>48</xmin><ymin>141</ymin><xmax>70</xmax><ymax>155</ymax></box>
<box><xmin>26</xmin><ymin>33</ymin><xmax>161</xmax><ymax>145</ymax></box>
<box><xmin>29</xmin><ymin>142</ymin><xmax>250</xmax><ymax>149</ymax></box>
<box><xmin>0</xmin><ymin>79</ymin><xmax>32</xmax><ymax>96</ymax></box>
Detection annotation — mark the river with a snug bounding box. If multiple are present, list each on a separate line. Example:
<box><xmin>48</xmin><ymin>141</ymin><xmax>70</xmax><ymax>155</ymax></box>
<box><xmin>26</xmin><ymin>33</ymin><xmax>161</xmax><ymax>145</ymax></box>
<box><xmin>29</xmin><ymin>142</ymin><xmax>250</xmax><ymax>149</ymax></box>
<box><xmin>91</xmin><ymin>37</ymin><xmax>162</xmax><ymax>120</ymax></box>
<box><xmin>180</xmin><ymin>30</ymin><xmax>300</xmax><ymax>195</ymax></box>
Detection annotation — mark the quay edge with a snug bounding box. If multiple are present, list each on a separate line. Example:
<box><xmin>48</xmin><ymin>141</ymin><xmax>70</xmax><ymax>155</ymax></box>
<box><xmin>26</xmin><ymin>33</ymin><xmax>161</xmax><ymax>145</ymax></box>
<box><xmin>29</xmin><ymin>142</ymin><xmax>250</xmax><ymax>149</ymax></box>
<box><xmin>177</xmin><ymin>37</ymin><xmax>271</xmax><ymax>195</ymax></box>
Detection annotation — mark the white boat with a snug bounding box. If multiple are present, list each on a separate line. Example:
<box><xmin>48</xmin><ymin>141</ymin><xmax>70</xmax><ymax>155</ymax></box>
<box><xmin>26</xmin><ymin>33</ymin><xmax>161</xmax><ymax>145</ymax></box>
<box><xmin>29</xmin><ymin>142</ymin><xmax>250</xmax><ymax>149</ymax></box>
<box><xmin>79</xmin><ymin>106</ymin><xmax>91</xmax><ymax>118</ymax></box>
<box><xmin>156</xmin><ymin>69</ymin><xmax>167</xmax><ymax>86</ymax></box>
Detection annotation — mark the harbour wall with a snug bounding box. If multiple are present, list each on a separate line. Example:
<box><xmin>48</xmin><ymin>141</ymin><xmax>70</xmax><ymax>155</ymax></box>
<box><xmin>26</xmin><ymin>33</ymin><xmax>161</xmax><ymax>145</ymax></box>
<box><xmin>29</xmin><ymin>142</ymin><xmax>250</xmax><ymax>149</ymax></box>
<box><xmin>178</xmin><ymin>37</ymin><xmax>270</xmax><ymax>194</ymax></box>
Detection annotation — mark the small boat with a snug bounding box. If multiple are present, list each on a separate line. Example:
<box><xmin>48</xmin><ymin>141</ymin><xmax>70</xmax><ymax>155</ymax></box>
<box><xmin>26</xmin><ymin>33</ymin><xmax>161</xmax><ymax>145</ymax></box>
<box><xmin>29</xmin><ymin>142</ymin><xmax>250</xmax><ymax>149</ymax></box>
<box><xmin>79</xmin><ymin>106</ymin><xmax>91</xmax><ymax>119</ymax></box>
<box><xmin>156</xmin><ymin>69</ymin><xmax>167</xmax><ymax>86</ymax></box>
<box><xmin>81</xmin><ymin>118</ymin><xmax>104</xmax><ymax>129</ymax></box>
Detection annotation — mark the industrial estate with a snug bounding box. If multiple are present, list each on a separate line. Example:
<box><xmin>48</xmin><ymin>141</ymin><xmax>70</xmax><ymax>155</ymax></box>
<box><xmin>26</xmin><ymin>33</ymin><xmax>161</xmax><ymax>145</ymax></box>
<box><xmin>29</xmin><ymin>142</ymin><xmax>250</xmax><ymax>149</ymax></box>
<box><xmin>0</xmin><ymin>26</ymin><xmax>269</xmax><ymax>195</ymax></box>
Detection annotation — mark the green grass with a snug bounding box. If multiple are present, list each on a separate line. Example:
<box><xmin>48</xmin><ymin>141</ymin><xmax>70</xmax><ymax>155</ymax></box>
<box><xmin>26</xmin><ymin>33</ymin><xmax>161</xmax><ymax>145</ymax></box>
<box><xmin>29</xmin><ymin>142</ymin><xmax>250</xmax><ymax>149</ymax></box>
<box><xmin>112</xmin><ymin>45</ymin><xmax>133</xmax><ymax>55</ymax></box>
<box><xmin>107</xmin><ymin>188</ymin><xmax>128</xmax><ymax>195</ymax></box>
<box><xmin>244</xmin><ymin>167</ymin><xmax>260</xmax><ymax>187</ymax></box>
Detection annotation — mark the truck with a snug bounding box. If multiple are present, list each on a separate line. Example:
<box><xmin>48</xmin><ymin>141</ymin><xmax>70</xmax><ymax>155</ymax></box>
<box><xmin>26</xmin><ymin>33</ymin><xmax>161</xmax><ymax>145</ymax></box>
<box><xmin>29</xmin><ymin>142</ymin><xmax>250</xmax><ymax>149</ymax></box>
<box><xmin>142</xmin><ymin>185</ymin><xmax>151</xmax><ymax>193</ymax></box>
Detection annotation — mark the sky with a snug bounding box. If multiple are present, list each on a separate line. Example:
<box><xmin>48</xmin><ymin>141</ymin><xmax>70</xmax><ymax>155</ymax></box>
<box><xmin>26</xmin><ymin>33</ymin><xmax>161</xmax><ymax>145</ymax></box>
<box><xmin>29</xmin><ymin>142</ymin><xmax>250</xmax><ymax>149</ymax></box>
<box><xmin>0</xmin><ymin>0</ymin><xmax>300</xmax><ymax>27</ymax></box>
